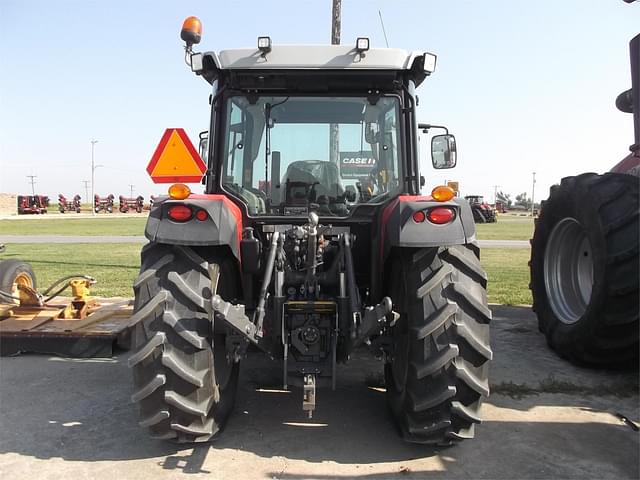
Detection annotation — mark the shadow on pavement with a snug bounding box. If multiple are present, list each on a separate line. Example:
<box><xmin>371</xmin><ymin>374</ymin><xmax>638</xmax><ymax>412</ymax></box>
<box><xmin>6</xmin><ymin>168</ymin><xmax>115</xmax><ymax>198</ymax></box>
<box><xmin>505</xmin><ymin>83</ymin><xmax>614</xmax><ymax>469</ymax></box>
<box><xmin>0</xmin><ymin>305</ymin><xmax>638</xmax><ymax>478</ymax></box>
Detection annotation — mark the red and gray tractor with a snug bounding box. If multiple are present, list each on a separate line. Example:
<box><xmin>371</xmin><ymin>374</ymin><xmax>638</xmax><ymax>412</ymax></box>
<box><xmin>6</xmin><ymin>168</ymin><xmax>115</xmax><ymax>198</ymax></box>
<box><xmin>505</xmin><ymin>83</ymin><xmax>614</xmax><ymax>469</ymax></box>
<box><xmin>128</xmin><ymin>17</ymin><xmax>492</xmax><ymax>445</ymax></box>
<box><xmin>529</xmin><ymin>27</ymin><xmax>639</xmax><ymax>367</ymax></box>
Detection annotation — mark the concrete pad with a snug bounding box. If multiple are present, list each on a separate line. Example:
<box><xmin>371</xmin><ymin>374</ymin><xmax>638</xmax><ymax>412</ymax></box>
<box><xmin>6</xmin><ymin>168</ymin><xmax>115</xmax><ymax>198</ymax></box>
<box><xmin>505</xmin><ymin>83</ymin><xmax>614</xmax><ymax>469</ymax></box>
<box><xmin>0</xmin><ymin>306</ymin><xmax>638</xmax><ymax>479</ymax></box>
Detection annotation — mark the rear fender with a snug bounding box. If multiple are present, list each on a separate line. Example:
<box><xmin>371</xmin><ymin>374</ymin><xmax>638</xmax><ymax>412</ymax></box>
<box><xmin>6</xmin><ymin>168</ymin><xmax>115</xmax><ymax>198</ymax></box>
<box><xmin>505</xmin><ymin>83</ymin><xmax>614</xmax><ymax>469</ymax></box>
<box><xmin>145</xmin><ymin>194</ymin><xmax>243</xmax><ymax>261</ymax></box>
<box><xmin>380</xmin><ymin>196</ymin><xmax>476</xmax><ymax>260</ymax></box>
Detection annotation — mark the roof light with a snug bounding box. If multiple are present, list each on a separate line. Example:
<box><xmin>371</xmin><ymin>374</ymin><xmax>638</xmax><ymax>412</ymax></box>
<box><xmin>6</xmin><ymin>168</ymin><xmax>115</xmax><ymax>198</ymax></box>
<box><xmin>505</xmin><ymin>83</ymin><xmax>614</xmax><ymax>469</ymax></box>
<box><xmin>356</xmin><ymin>37</ymin><xmax>370</xmax><ymax>52</ymax></box>
<box><xmin>180</xmin><ymin>16</ymin><xmax>202</xmax><ymax>47</ymax></box>
<box><xmin>168</xmin><ymin>183</ymin><xmax>191</xmax><ymax>200</ymax></box>
<box><xmin>423</xmin><ymin>52</ymin><xmax>437</xmax><ymax>73</ymax></box>
<box><xmin>431</xmin><ymin>185</ymin><xmax>455</xmax><ymax>202</ymax></box>
<box><xmin>258</xmin><ymin>36</ymin><xmax>272</xmax><ymax>53</ymax></box>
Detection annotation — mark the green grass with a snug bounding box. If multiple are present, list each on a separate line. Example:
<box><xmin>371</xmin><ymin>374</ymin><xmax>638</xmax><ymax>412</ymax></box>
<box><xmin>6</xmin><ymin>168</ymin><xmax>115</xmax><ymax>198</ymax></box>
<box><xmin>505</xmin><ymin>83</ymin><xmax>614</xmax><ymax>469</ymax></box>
<box><xmin>0</xmin><ymin>217</ymin><xmax>147</xmax><ymax>236</ymax></box>
<box><xmin>3</xmin><ymin>243</ymin><xmax>532</xmax><ymax>305</ymax></box>
<box><xmin>475</xmin><ymin>215</ymin><xmax>534</xmax><ymax>240</ymax></box>
<box><xmin>480</xmin><ymin>247</ymin><xmax>532</xmax><ymax>305</ymax></box>
<box><xmin>2</xmin><ymin>243</ymin><xmax>142</xmax><ymax>297</ymax></box>
<box><xmin>2</xmin><ymin>213</ymin><xmax>532</xmax><ymax>241</ymax></box>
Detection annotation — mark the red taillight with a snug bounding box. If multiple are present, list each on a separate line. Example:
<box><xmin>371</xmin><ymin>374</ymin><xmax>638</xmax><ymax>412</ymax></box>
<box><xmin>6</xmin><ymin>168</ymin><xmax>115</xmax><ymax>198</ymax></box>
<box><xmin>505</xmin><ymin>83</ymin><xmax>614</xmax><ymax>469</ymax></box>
<box><xmin>167</xmin><ymin>205</ymin><xmax>192</xmax><ymax>222</ymax></box>
<box><xmin>412</xmin><ymin>210</ymin><xmax>426</xmax><ymax>223</ymax></box>
<box><xmin>195</xmin><ymin>209</ymin><xmax>208</xmax><ymax>221</ymax></box>
<box><xmin>427</xmin><ymin>207</ymin><xmax>455</xmax><ymax>225</ymax></box>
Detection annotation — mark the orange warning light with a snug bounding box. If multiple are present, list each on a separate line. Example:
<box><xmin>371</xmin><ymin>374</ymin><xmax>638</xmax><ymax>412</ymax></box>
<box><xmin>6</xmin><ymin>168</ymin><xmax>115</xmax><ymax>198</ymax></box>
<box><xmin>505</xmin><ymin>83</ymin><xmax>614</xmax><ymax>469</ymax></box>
<box><xmin>146</xmin><ymin>128</ymin><xmax>207</xmax><ymax>184</ymax></box>
<box><xmin>168</xmin><ymin>183</ymin><xmax>191</xmax><ymax>200</ymax></box>
<box><xmin>181</xmin><ymin>16</ymin><xmax>202</xmax><ymax>47</ymax></box>
<box><xmin>431</xmin><ymin>185</ymin><xmax>456</xmax><ymax>202</ymax></box>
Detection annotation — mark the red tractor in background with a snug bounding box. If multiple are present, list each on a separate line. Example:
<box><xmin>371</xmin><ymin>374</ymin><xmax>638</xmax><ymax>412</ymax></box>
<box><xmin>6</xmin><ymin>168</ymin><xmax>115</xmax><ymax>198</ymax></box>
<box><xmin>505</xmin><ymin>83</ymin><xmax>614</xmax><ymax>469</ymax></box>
<box><xmin>94</xmin><ymin>194</ymin><xmax>114</xmax><ymax>213</ymax></box>
<box><xmin>529</xmin><ymin>27</ymin><xmax>639</xmax><ymax>367</ymax></box>
<box><xmin>58</xmin><ymin>194</ymin><xmax>82</xmax><ymax>213</ymax></box>
<box><xmin>119</xmin><ymin>195</ymin><xmax>144</xmax><ymax>213</ymax></box>
<box><xmin>465</xmin><ymin>195</ymin><xmax>497</xmax><ymax>223</ymax></box>
<box><xmin>17</xmin><ymin>195</ymin><xmax>49</xmax><ymax>215</ymax></box>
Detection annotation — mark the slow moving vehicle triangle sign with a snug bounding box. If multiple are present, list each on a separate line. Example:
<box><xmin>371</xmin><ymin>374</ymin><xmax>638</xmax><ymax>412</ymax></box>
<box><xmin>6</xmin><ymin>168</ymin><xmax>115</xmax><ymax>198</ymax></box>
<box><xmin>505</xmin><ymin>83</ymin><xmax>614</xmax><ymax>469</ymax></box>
<box><xmin>146</xmin><ymin>128</ymin><xmax>207</xmax><ymax>183</ymax></box>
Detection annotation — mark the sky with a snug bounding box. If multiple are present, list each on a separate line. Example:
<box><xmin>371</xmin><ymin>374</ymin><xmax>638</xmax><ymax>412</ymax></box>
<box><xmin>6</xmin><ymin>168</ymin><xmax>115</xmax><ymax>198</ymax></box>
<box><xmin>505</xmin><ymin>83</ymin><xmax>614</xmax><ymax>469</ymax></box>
<box><xmin>0</xmin><ymin>0</ymin><xmax>638</xmax><ymax>205</ymax></box>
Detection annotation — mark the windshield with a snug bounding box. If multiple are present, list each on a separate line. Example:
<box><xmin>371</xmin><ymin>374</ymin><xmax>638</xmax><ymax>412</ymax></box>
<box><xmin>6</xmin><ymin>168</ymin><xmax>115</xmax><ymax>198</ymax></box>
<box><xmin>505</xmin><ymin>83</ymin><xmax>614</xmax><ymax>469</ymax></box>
<box><xmin>220</xmin><ymin>95</ymin><xmax>402</xmax><ymax>216</ymax></box>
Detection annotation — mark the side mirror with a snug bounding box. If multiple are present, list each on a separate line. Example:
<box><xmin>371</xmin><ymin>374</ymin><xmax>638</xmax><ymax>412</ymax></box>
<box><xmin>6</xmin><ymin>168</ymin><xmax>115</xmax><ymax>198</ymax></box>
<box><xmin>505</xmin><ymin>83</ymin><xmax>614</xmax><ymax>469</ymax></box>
<box><xmin>431</xmin><ymin>134</ymin><xmax>457</xmax><ymax>169</ymax></box>
<box><xmin>198</xmin><ymin>131</ymin><xmax>208</xmax><ymax>161</ymax></box>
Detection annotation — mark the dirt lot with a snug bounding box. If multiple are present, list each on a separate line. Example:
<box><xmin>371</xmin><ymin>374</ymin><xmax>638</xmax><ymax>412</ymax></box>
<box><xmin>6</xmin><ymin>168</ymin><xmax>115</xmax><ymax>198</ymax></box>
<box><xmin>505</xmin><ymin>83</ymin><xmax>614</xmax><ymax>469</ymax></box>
<box><xmin>0</xmin><ymin>305</ymin><xmax>638</xmax><ymax>479</ymax></box>
<box><xmin>0</xmin><ymin>193</ymin><xmax>17</xmax><ymax>216</ymax></box>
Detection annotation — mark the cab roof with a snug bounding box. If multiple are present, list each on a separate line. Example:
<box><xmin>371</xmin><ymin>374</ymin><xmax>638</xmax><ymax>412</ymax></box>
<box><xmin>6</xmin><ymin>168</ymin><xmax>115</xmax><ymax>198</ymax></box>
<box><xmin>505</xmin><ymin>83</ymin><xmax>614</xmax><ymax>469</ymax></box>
<box><xmin>192</xmin><ymin>44</ymin><xmax>436</xmax><ymax>87</ymax></box>
<box><xmin>216</xmin><ymin>45</ymin><xmax>425</xmax><ymax>71</ymax></box>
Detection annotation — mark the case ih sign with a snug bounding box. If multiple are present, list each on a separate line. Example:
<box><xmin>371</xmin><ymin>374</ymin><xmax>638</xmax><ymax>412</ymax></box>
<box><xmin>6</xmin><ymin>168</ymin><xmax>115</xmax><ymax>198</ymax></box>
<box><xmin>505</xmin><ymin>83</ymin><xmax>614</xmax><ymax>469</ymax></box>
<box><xmin>339</xmin><ymin>151</ymin><xmax>376</xmax><ymax>179</ymax></box>
<box><xmin>146</xmin><ymin>128</ymin><xmax>207</xmax><ymax>184</ymax></box>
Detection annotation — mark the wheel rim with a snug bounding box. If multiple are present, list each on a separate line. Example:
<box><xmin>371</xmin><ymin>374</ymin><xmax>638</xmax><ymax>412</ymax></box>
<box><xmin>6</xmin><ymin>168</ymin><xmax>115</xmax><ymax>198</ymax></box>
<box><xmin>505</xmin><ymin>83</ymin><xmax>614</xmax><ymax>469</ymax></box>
<box><xmin>13</xmin><ymin>272</ymin><xmax>33</xmax><ymax>297</ymax></box>
<box><xmin>543</xmin><ymin>218</ymin><xmax>594</xmax><ymax>324</ymax></box>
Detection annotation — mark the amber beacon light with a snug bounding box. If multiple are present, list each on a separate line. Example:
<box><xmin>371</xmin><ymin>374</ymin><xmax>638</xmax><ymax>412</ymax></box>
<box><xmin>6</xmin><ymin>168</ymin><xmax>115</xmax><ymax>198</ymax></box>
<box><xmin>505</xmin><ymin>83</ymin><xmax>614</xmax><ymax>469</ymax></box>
<box><xmin>168</xmin><ymin>183</ymin><xmax>191</xmax><ymax>200</ymax></box>
<box><xmin>431</xmin><ymin>185</ymin><xmax>455</xmax><ymax>202</ymax></box>
<box><xmin>181</xmin><ymin>16</ymin><xmax>202</xmax><ymax>47</ymax></box>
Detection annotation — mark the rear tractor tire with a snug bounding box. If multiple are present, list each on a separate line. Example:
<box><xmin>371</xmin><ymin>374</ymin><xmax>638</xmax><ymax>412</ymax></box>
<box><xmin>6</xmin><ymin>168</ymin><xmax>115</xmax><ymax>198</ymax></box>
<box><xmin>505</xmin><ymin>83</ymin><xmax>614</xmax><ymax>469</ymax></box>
<box><xmin>530</xmin><ymin>173</ymin><xmax>639</xmax><ymax>367</ymax></box>
<box><xmin>385</xmin><ymin>244</ymin><xmax>492</xmax><ymax>445</ymax></box>
<box><xmin>129</xmin><ymin>243</ymin><xmax>240</xmax><ymax>442</ymax></box>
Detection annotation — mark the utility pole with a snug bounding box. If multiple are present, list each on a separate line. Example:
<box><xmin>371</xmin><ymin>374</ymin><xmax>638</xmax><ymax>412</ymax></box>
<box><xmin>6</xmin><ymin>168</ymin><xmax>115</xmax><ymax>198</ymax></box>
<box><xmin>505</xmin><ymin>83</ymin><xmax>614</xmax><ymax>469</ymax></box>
<box><xmin>91</xmin><ymin>139</ymin><xmax>99</xmax><ymax>216</ymax></box>
<box><xmin>492</xmin><ymin>185</ymin><xmax>500</xmax><ymax>205</ymax></box>
<box><xmin>531</xmin><ymin>172</ymin><xmax>536</xmax><ymax>218</ymax></box>
<box><xmin>329</xmin><ymin>0</ymin><xmax>341</xmax><ymax>165</ymax></box>
<box><xmin>83</xmin><ymin>180</ymin><xmax>90</xmax><ymax>203</ymax></box>
<box><xmin>26</xmin><ymin>175</ymin><xmax>37</xmax><ymax>196</ymax></box>
<box><xmin>129</xmin><ymin>184</ymin><xmax>135</xmax><ymax>198</ymax></box>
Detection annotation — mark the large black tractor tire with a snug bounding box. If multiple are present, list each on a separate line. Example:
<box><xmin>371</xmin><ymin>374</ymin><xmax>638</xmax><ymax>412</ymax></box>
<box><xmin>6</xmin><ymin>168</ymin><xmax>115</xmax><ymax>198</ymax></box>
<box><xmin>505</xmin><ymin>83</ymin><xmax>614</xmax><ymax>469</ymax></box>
<box><xmin>129</xmin><ymin>243</ymin><xmax>240</xmax><ymax>442</ymax></box>
<box><xmin>385</xmin><ymin>244</ymin><xmax>492</xmax><ymax>445</ymax></box>
<box><xmin>471</xmin><ymin>208</ymin><xmax>486</xmax><ymax>224</ymax></box>
<box><xmin>0</xmin><ymin>259</ymin><xmax>37</xmax><ymax>299</ymax></box>
<box><xmin>530</xmin><ymin>173</ymin><xmax>639</xmax><ymax>367</ymax></box>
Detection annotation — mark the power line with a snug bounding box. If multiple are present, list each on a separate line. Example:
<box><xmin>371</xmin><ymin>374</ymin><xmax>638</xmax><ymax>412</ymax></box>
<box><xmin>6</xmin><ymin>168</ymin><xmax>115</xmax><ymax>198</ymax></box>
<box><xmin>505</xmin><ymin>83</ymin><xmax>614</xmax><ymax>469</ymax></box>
<box><xmin>26</xmin><ymin>175</ymin><xmax>37</xmax><ymax>196</ymax></box>
<box><xmin>91</xmin><ymin>139</ymin><xmax>100</xmax><ymax>216</ymax></box>
<box><xmin>83</xmin><ymin>180</ymin><xmax>90</xmax><ymax>203</ymax></box>
<box><xmin>531</xmin><ymin>172</ymin><xmax>536</xmax><ymax>218</ymax></box>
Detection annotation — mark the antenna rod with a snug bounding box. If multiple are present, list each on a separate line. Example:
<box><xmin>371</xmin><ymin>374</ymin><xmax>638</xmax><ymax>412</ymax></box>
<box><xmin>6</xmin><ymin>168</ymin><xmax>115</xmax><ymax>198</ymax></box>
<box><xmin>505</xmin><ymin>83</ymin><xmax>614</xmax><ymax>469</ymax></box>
<box><xmin>378</xmin><ymin>10</ymin><xmax>390</xmax><ymax>47</ymax></box>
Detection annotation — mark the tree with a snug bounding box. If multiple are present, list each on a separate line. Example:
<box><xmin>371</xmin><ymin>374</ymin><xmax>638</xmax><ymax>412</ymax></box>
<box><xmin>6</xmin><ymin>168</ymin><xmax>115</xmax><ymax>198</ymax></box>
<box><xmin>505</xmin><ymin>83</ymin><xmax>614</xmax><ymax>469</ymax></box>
<box><xmin>496</xmin><ymin>190</ymin><xmax>512</xmax><ymax>207</ymax></box>
<box><xmin>515</xmin><ymin>192</ymin><xmax>531</xmax><ymax>209</ymax></box>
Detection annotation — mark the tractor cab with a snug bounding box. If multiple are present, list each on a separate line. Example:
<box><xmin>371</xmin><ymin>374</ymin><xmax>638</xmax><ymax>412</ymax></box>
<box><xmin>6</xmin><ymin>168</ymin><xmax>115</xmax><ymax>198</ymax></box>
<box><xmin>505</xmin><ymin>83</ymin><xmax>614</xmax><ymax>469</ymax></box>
<box><xmin>179</xmin><ymin>25</ymin><xmax>456</xmax><ymax>220</ymax></box>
